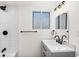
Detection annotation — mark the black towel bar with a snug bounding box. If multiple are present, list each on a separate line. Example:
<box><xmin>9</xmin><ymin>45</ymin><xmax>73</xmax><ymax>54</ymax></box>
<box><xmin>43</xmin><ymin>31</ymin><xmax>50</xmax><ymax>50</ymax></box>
<box><xmin>20</xmin><ymin>30</ymin><xmax>37</xmax><ymax>33</ymax></box>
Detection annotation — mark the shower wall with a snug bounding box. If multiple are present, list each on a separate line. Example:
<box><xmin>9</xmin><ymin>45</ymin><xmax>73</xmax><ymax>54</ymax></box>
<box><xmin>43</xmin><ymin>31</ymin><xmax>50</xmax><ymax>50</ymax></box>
<box><xmin>0</xmin><ymin>5</ymin><xmax>18</xmax><ymax>53</ymax></box>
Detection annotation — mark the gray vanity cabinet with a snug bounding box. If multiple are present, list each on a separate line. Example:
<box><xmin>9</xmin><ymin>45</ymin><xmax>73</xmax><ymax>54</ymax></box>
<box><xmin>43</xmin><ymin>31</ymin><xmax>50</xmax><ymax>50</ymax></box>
<box><xmin>41</xmin><ymin>42</ymin><xmax>51</xmax><ymax>57</ymax></box>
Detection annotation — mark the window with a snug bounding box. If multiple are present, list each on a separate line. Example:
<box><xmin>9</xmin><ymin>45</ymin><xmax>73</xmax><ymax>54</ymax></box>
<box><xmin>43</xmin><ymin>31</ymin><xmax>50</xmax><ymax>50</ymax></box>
<box><xmin>32</xmin><ymin>11</ymin><xmax>50</xmax><ymax>29</ymax></box>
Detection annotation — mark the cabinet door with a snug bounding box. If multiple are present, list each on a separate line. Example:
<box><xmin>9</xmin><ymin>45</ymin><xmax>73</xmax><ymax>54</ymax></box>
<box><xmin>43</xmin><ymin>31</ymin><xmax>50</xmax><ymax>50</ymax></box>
<box><xmin>41</xmin><ymin>42</ymin><xmax>51</xmax><ymax>57</ymax></box>
<box><xmin>41</xmin><ymin>42</ymin><xmax>47</xmax><ymax>57</ymax></box>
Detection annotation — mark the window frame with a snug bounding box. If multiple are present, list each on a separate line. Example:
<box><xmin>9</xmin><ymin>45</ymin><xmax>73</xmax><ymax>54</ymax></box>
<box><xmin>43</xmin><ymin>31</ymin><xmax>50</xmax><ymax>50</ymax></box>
<box><xmin>32</xmin><ymin>11</ymin><xmax>50</xmax><ymax>29</ymax></box>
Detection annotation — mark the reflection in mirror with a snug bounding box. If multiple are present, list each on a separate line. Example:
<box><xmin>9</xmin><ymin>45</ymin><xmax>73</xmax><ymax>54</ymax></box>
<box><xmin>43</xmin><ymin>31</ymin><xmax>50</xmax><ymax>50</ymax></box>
<box><xmin>55</xmin><ymin>16</ymin><xmax>60</xmax><ymax>29</ymax></box>
<box><xmin>55</xmin><ymin>13</ymin><xmax>68</xmax><ymax>29</ymax></box>
<box><xmin>60</xmin><ymin>13</ymin><xmax>67</xmax><ymax>29</ymax></box>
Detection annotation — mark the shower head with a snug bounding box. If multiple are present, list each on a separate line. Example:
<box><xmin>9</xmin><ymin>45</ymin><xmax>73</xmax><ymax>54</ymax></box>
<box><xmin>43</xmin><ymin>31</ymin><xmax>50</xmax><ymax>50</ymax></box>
<box><xmin>0</xmin><ymin>5</ymin><xmax>6</xmax><ymax>11</ymax></box>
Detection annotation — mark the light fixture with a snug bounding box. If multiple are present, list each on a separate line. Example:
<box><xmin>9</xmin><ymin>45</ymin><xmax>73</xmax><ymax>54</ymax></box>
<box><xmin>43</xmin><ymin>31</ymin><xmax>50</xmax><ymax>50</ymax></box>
<box><xmin>62</xmin><ymin>1</ymin><xmax>65</xmax><ymax>5</ymax></box>
<box><xmin>54</xmin><ymin>7</ymin><xmax>57</xmax><ymax>11</ymax></box>
<box><xmin>54</xmin><ymin>8</ymin><xmax>56</xmax><ymax>11</ymax></box>
<box><xmin>54</xmin><ymin>1</ymin><xmax>66</xmax><ymax>11</ymax></box>
<box><xmin>58</xmin><ymin>4</ymin><xmax>61</xmax><ymax>8</ymax></box>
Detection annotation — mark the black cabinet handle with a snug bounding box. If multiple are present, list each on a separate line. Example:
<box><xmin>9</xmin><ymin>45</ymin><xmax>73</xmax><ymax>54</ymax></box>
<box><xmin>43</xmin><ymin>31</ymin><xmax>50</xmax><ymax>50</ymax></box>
<box><xmin>43</xmin><ymin>52</ymin><xmax>46</xmax><ymax>57</ymax></box>
<box><xmin>43</xmin><ymin>46</ymin><xmax>47</xmax><ymax>51</ymax></box>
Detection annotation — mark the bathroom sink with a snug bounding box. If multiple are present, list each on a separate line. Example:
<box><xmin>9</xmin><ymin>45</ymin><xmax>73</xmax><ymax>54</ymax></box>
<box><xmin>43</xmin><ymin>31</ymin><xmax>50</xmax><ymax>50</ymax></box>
<box><xmin>42</xmin><ymin>40</ymin><xmax>75</xmax><ymax>52</ymax></box>
<box><xmin>55</xmin><ymin>45</ymin><xmax>74</xmax><ymax>52</ymax></box>
<box><xmin>41</xmin><ymin>40</ymin><xmax>75</xmax><ymax>57</ymax></box>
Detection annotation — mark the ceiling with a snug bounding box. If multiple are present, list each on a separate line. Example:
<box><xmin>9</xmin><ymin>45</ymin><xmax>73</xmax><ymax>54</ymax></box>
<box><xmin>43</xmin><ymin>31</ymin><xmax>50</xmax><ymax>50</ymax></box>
<box><xmin>0</xmin><ymin>1</ymin><xmax>60</xmax><ymax>7</ymax></box>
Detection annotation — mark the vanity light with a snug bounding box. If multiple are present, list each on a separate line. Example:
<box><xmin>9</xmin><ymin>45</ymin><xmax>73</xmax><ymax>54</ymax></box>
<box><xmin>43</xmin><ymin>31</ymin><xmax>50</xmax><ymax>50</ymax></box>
<box><xmin>62</xmin><ymin>1</ymin><xmax>65</xmax><ymax>5</ymax></box>
<box><xmin>54</xmin><ymin>7</ymin><xmax>57</xmax><ymax>11</ymax></box>
<box><xmin>54</xmin><ymin>8</ymin><xmax>56</xmax><ymax>11</ymax></box>
<box><xmin>58</xmin><ymin>4</ymin><xmax>61</xmax><ymax>8</ymax></box>
<box><xmin>54</xmin><ymin>1</ymin><xmax>66</xmax><ymax>11</ymax></box>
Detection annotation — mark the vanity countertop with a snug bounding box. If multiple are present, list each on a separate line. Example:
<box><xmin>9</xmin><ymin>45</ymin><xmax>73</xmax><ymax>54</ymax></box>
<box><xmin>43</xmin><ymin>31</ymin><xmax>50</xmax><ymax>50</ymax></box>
<box><xmin>41</xmin><ymin>40</ymin><xmax>75</xmax><ymax>53</ymax></box>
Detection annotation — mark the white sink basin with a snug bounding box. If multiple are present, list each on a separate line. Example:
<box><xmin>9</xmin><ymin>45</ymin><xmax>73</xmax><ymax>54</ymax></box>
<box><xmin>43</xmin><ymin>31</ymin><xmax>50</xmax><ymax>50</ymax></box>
<box><xmin>42</xmin><ymin>40</ymin><xmax>75</xmax><ymax>52</ymax></box>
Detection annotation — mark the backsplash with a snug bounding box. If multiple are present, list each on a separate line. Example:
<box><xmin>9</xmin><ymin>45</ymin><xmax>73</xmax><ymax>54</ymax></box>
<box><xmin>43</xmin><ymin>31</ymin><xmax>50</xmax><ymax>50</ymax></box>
<box><xmin>51</xmin><ymin>29</ymin><xmax>69</xmax><ymax>43</ymax></box>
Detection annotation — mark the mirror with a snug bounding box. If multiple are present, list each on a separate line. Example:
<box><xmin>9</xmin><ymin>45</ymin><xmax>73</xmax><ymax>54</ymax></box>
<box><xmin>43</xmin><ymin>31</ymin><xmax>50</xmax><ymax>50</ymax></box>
<box><xmin>56</xmin><ymin>16</ymin><xmax>60</xmax><ymax>29</ymax></box>
<box><xmin>55</xmin><ymin>13</ymin><xmax>68</xmax><ymax>29</ymax></box>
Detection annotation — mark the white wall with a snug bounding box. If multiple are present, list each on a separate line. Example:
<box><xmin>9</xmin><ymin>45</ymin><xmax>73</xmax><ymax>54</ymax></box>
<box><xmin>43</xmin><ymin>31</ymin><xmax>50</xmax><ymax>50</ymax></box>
<box><xmin>0</xmin><ymin>5</ymin><xmax>18</xmax><ymax>53</ymax></box>
<box><xmin>18</xmin><ymin>2</ymin><xmax>55</xmax><ymax>57</ymax></box>
<box><xmin>54</xmin><ymin>1</ymin><xmax>79</xmax><ymax>56</ymax></box>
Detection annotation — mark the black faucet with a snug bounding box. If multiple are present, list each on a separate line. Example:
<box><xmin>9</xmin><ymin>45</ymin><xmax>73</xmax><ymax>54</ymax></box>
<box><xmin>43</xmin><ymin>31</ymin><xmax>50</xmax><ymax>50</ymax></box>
<box><xmin>1</xmin><ymin>48</ymin><xmax>6</xmax><ymax>53</ymax></box>
<box><xmin>61</xmin><ymin>35</ymin><xmax>67</xmax><ymax>43</ymax></box>
<box><xmin>54</xmin><ymin>35</ymin><xmax>67</xmax><ymax>44</ymax></box>
<box><xmin>54</xmin><ymin>35</ymin><xmax>60</xmax><ymax>43</ymax></box>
